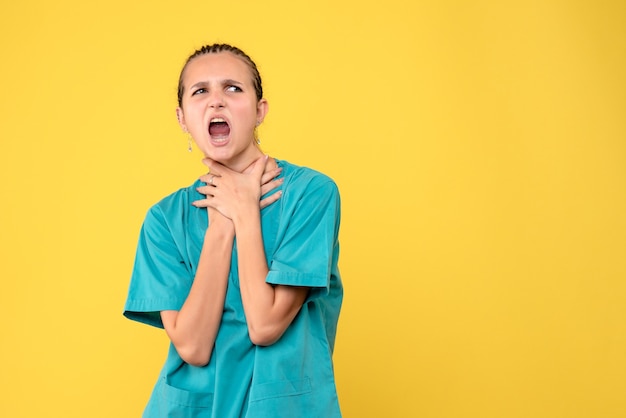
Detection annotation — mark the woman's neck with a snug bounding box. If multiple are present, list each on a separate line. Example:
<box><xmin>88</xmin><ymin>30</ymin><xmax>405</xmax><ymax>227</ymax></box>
<box><xmin>211</xmin><ymin>146</ymin><xmax>267</xmax><ymax>173</ymax></box>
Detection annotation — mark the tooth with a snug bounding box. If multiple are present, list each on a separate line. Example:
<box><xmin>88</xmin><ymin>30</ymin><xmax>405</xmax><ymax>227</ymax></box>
<box><xmin>211</xmin><ymin>118</ymin><xmax>225</xmax><ymax>123</ymax></box>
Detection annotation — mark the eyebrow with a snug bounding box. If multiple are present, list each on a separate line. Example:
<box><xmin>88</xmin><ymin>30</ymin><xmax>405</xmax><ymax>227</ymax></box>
<box><xmin>222</xmin><ymin>79</ymin><xmax>244</xmax><ymax>86</ymax></box>
<box><xmin>189</xmin><ymin>81</ymin><xmax>208</xmax><ymax>91</ymax></box>
<box><xmin>189</xmin><ymin>79</ymin><xmax>244</xmax><ymax>91</ymax></box>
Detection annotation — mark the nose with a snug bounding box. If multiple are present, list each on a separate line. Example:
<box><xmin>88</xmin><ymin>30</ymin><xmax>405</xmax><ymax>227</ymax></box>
<box><xmin>208</xmin><ymin>90</ymin><xmax>225</xmax><ymax>108</ymax></box>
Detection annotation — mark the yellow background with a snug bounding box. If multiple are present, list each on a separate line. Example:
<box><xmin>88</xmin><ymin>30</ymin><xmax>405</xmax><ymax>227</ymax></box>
<box><xmin>1</xmin><ymin>1</ymin><xmax>625</xmax><ymax>417</ymax></box>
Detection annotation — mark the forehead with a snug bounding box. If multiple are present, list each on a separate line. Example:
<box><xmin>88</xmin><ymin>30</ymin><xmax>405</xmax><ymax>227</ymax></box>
<box><xmin>183</xmin><ymin>52</ymin><xmax>253</xmax><ymax>85</ymax></box>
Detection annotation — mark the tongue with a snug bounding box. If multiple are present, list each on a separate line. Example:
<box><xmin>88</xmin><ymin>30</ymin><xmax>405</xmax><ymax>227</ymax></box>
<box><xmin>209</xmin><ymin>122</ymin><xmax>230</xmax><ymax>137</ymax></box>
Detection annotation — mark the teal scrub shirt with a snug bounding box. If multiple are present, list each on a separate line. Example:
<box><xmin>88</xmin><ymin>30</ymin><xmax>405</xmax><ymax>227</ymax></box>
<box><xmin>124</xmin><ymin>160</ymin><xmax>343</xmax><ymax>418</ymax></box>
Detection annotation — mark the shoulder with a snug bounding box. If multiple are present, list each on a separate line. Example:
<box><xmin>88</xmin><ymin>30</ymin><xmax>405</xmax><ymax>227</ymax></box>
<box><xmin>147</xmin><ymin>179</ymin><xmax>203</xmax><ymax>217</ymax></box>
<box><xmin>140</xmin><ymin>179</ymin><xmax>204</xmax><ymax>233</ymax></box>
<box><xmin>276</xmin><ymin>159</ymin><xmax>339</xmax><ymax>197</ymax></box>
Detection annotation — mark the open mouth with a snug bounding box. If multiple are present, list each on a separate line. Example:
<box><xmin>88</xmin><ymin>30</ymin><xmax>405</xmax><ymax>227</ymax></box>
<box><xmin>209</xmin><ymin>118</ymin><xmax>230</xmax><ymax>138</ymax></box>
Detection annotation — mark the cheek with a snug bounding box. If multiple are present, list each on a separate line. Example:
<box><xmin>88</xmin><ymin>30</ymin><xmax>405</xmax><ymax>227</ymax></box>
<box><xmin>185</xmin><ymin>108</ymin><xmax>205</xmax><ymax>126</ymax></box>
<box><xmin>232</xmin><ymin>105</ymin><xmax>258</xmax><ymax>126</ymax></box>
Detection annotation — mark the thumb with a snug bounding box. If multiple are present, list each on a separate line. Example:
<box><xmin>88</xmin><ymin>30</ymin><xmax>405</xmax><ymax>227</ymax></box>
<box><xmin>251</xmin><ymin>154</ymin><xmax>269</xmax><ymax>180</ymax></box>
<box><xmin>202</xmin><ymin>158</ymin><xmax>226</xmax><ymax>177</ymax></box>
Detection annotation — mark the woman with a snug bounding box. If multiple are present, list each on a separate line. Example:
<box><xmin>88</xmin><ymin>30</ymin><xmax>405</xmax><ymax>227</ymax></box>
<box><xmin>124</xmin><ymin>44</ymin><xmax>343</xmax><ymax>417</ymax></box>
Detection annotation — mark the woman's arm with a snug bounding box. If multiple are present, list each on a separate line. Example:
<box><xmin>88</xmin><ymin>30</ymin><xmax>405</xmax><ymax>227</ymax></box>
<box><xmin>160</xmin><ymin>209</ymin><xmax>233</xmax><ymax>367</ymax></box>
<box><xmin>234</xmin><ymin>206</ymin><xmax>309</xmax><ymax>346</ymax></box>
<box><xmin>161</xmin><ymin>163</ymin><xmax>284</xmax><ymax>365</ymax></box>
<box><xmin>203</xmin><ymin>156</ymin><xmax>308</xmax><ymax>346</ymax></box>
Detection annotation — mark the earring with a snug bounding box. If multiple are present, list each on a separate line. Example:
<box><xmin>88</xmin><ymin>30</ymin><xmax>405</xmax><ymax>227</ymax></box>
<box><xmin>254</xmin><ymin>121</ymin><xmax>261</xmax><ymax>145</ymax></box>
<box><xmin>254</xmin><ymin>127</ymin><xmax>261</xmax><ymax>145</ymax></box>
<box><xmin>187</xmin><ymin>135</ymin><xmax>193</xmax><ymax>152</ymax></box>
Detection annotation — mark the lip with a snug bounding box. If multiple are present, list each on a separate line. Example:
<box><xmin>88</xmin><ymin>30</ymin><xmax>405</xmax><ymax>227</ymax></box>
<box><xmin>207</xmin><ymin>113</ymin><xmax>231</xmax><ymax>146</ymax></box>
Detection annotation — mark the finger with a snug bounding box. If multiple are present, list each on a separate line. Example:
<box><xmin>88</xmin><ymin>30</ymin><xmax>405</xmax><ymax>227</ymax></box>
<box><xmin>202</xmin><ymin>158</ymin><xmax>226</xmax><ymax>176</ymax></box>
<box><xmin>260</xmin><ymin>177</ymin><xmax>284</xmax><ymax>196</ymax></box>
<box><xmin>260</xmin><ymin>190</ymin><xmax>282</xmax><ymax>209</ymax></box>
<box><xmin>251</xmin><ymin>155</ymin><xmax>269</xmax><ymax>181</ymax></box>
<box><xmin>202</xmin><ymin>157</ymin><xmax>216</xmax><ymax>167</ymax></box>
<box><xmin>199</xmin><ymin>173</ymin><xmax>220</xmax><ymax>184</ymax></box>
<box><xmin>260</xmin><ymin>167</ymin><xmax>282</xmax><ymax>186</ymax></box>
<box><xmin>196</xmin><ymin>185</ymin><xmax>216</xmax><ymax>196</ymax></box>
<box><xmin>192</xmin><ymin>198</ymin><xmax>211</xmax><ymax>208</ymax></box>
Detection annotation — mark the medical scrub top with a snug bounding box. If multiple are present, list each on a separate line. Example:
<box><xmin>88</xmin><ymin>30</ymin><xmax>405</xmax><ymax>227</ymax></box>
<box><xmin>124</xmin><ymin>159</ymin><xmax>343</xmax><ymax>418</ymax></box>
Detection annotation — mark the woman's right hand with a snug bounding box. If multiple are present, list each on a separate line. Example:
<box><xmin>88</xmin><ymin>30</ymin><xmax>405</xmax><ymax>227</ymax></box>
<box><xmin>207</xmin><ymin>206</ymin><xmax>233</xmax><ymax>229</ymax></box>
<box><xmin>194</xmin><ymin>157</ymin><xmax>283</xmax><ymax>212</ymax></box>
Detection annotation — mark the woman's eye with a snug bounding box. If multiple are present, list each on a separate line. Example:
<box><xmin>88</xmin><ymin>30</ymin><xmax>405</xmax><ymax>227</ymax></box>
<box><xmin>191</xmin><ymin>88</ymin><xmax>207</xmax><ymax>96</ymax></box>
<box><xmin>226</xmin><ymin>85</ymin><xmax>242</xmax><ymax>92</ymax></box>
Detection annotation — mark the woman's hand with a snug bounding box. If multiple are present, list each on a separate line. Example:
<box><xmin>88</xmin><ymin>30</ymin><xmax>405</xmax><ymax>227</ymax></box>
<box><xmin>193</xmin><ymin>156</ymin><xmax>283</xmax><ymax>220</ymax></box>
<box><xmin>258</xmin><ymin>162</ymin><xmax>284</xmax><ymax>209</ymax></box>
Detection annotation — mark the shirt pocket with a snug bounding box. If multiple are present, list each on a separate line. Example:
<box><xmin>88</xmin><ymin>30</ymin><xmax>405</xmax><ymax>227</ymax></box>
<box><xmin>249</xmin><ymin>377</ymin><xmax>312</xmax><ymax>402</ymax></box>
<box><xmin>155</xmin><ymin>378</ymin><xmax>214</xmax><ymax>417</ymax></box>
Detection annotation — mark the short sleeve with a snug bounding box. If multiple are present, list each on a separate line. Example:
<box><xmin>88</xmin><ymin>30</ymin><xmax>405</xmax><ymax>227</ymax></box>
<box><xmin>123</xmin><ymin>205</ymin><xmax>194</xmax><ymax>328</ymax></box>
<box><xmin>266</xmin><ymin>176</ymin><xmax>341</xmax><ymax>298</ymax></box>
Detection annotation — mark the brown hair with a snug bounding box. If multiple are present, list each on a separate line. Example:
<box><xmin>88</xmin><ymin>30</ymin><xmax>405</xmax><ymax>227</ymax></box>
<box><xmin>177</xmin><ymin>44</ymin><xmax>263</xmax><ymax>107</ymax></box>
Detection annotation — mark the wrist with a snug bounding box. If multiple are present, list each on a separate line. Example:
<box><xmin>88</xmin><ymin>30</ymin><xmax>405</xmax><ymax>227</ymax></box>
<box><xmin>233</xmin><ymin>206</ymin><xmax>261</xmax><ymax>233</ymax></box>
<box><xmin>208</xmin><ymin>213</ymin><xmax>235</xmax><ymax>236</ymax></box>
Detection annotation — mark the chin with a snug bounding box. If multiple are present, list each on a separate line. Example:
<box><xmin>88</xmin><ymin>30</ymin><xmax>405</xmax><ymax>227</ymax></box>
<box><xmin>203</xmin><ymin>150</ymin><xmax>235</xmax><ymax>166</ymax></box>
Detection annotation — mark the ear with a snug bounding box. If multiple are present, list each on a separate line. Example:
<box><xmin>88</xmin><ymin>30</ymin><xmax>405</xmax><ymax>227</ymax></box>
<box><xmin>256</xmin><ymin>99</ymin><xmax>269</xmax><ymax>125</ymax></box>
<box><xmin>176</xmin><ymin>107</ymin><xmax>188</xmax><ymax>132</ymax></box>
